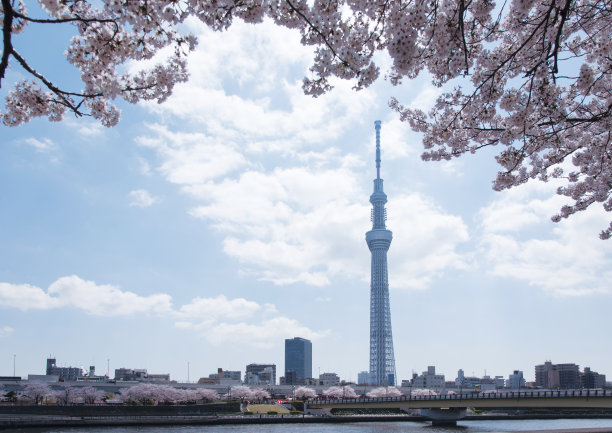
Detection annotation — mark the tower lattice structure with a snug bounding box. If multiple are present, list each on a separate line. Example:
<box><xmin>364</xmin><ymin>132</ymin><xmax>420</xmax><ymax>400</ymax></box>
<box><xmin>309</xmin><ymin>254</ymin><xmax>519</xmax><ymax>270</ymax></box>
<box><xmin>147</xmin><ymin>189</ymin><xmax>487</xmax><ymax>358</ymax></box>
<box><xmin>366</xmin><ymin>120</ymin><xmax>397</xmax><ymax>386</ymax></box>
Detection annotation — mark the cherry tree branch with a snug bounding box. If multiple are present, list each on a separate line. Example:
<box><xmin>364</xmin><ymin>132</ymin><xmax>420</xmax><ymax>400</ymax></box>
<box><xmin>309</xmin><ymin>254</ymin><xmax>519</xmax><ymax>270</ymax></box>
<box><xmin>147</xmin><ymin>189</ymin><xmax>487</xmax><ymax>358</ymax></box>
<box><xmin>12</xmin><ymin>11</ymin><xmax>118</xmax><ymax>25</ymax></box>
<box><xmin>549</xmin><ymin>0</ymin><xmax>573</xmax><ymax>74</ymax></box>
<box><xmin>1</xmin><ymin>0</ymin><xmax>15</xmax><ymax>86</ymax></box>
<box><xmin>284</xmin><ymin>0</ymin><xmax>353</xmax><ymax>69</ymax></box>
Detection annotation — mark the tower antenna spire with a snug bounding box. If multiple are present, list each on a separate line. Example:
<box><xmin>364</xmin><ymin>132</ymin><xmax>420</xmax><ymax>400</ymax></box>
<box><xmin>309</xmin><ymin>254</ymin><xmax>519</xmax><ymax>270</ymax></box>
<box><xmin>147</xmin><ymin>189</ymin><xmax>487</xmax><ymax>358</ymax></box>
<box><xmin>375</xmin><ymin>120</ymin><xmax>381</xmax><ymax>180</ymax></box>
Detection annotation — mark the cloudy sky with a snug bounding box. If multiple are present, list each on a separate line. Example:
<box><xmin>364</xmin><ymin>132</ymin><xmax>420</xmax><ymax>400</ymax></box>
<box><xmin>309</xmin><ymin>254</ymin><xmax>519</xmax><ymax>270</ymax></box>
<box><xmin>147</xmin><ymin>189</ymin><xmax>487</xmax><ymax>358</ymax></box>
<box><xmin>1</xmin><ymin>13</ymin><xmax>611</xmax><ymax>385</ymax></box>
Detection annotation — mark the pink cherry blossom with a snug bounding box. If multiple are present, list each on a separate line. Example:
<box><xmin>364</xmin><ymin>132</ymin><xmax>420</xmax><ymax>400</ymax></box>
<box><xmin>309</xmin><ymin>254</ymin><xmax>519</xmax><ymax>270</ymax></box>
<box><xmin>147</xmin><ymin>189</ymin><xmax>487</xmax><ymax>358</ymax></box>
<box><xmin>21</xmin><ymin>382</ymin><xmax>52</xmax><ymax>404</ymax></box>
<box><xmin>366</xmin><ymin>386</ymin><xmax>402</xmax><ymax>398</ymax></box>
<box><xmin>322</xmin><ymin>385</ymin><xmax>358</xmax><ymax>399</ymax></box>
<box><xmin>294</xmin><ymin>386</ymin><xmax>317</xmax><ymax>399</ymax></box>
<box><xmin>1</xmin><ymin>0</ymin><xmax>610</xmax><ymax>234</ymax></box>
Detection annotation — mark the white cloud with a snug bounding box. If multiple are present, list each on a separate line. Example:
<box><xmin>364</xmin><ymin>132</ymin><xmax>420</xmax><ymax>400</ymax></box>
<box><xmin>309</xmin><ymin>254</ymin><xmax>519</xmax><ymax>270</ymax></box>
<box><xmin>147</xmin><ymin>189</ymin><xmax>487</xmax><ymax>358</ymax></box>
<box><xmin>176</xmin><ymin>316</ymin><xmax>328</xmax><ymax>348</ymax></box>
<box><xmin>49</xmin><ymin>276</ymin><xmax>174</xmax><ymax>315</ymax></box>
<box><xmin>137</xmin><ymin>157</ymin><xmax>153</xmax><ymax>176</ymax></box>
<box><xmin>479</xmin><ymin>180</ymin><xmax>565</xmax><ymax>234</ymax></box>
<box><xmin>137</xmin><ymin>125</ymin><xmax>248</xmax><ymax>184</ymax></box>
<box><xmin>0</xmin><ymin>276</ymin><xmax>172</xmax><ymax>315</ymax></box>
<box><xmin>64</xmin><ymin>118</ymin><xmax>105</xmax><ymax>137</ymax></box>
<box><xmin>186</xmin><ymin>164</ymin><xmax>369</xmax><ymax>286</ymax></box>
<box><xmin>139</xmin><ymin>20</ymin><xmax>375</xmax><ymax>155</ymax></box>
<box><xmin>0</xmin><ymin>276</ymin><xmax>324</xmax><ymax>346</ymax></box>
<box><xmin>177</xmin><ymin>295</ymin><xmax>261</xmax><ymax>320</ymax></box>
<box><xmin>477</xmin><ymin>180</ymin><xmax>612</xmax><ymax>296</ymax></box>
<box><xmin>0</xmin><ymin>326</ymin><xmax>14</xmax><ymax>337</ymax></box>
<box><xmin>131</xmin><ymin>13</ymin><xmax>469</xmax><ymax>291</ymax></box>
<box><xmin>388</xmin><ymin>193</ymin><xmax>470</xmax><ymax>289</ymax></box>
<box><xmin>408</xmin><ymin>84</ymin><xmax>443</xmax><ymax>112</ymax></box>
<box><xmin>186</xmin><ymin>167</ymin><xmax>468</xmax><ymax>289</ymax></box>
<box><xmin>128</xmin><ymin>189</ymin><xmax>159</xmax><ymax>208</ymax></box>
<box><xmin>76</xmin><ymin>122</ymin><xmax>103</xmax><ymax>137</ymax></box>
<box><xmin>0</xmin><ymin>282</ymin><xmax>62</xmax><ymax>310</ymax></box>
<box><xmin>24</xmin><ymin>137</ymin><xmax>53</xmax><ymax>151</ymax></box>
<box><xmin>377</xmin><ymin>116</ymin><xmax>420</xmax><ymax>161</ymax></box>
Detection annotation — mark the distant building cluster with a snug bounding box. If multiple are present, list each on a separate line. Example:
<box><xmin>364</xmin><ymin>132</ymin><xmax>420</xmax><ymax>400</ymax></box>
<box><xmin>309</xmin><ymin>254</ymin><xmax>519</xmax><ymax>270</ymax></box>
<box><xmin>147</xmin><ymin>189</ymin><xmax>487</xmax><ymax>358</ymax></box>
<box><xmin>536</xmin><ymin>361</ymin><xmax>606</xmax><ymax>389</ymax></box>
<box><xmin>29</xmin><ymin>358</ymin><xmax>108</xmax><ymax>383</ymax></box>
<box><xmin>409</xmin><ymin>366</ymin><xmax>446</xmax><ymax>393</ymax></box>
<box><xmin>45</xmin><ymin>358</ymin><xmax>84</xmax><ymax>381</ymax></box>
<box><xmin>6</xmin><ymin>351</ymin><xmax>609</xmax><ymax>397</ymax></box>
<box><xmin>114</xmin><ymin>368</ymin><xmax>170</xmax><ymax>383</ymax></box>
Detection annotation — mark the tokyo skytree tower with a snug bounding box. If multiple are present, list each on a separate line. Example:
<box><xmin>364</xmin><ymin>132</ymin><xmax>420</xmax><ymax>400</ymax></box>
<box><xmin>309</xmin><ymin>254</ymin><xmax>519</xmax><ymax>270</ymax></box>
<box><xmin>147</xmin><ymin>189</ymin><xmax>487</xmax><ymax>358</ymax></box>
<box><xmin>366</xmin><ymin>120</ymin><xmax>396</xmax><ymax>386</ymax></box>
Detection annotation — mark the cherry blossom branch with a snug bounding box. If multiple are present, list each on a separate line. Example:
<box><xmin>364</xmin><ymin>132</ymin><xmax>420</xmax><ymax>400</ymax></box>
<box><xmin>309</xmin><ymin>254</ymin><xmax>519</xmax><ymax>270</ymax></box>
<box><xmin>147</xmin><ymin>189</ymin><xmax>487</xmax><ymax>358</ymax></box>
<box><xmin>0</xmin><ymin>0</ymin><xmax>14</xmax><ymax>85</ymax></box>
<box><xmin>10</xmin><ymin>49</ymin><xmax>99</xmax><ymax>99</ymax></box>
<box><xmin>11</xmin><ymin>49</ymin><xmax>92</xmax><ymax>113</ymax></box>
<box><xmin>12</xmin><ymin>11</ymin><xmax>118</xmax><ymax>25</ymax></box>
<box><xmin>284</xmin><ymin>0</ymin><xmax>352</xmax><ymax>69</ymax></box>
<box><xmin>549</xmin><ymin>0</ymin><xmax>572</xmax><ymax>74</ymax></box>
<box><xmin>457</xmin><ymin>0</ymin><xmax>470</xmax><ymax>73</ymax></box>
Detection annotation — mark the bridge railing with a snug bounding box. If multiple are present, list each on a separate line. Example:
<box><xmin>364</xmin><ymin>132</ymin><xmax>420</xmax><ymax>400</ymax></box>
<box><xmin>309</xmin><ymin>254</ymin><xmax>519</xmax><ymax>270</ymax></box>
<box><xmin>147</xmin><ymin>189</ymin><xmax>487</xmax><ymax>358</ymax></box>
<box><xmin>311</xmin><ymin>389</ymin><xmax>611</xmax><ymax>405</ymax></box>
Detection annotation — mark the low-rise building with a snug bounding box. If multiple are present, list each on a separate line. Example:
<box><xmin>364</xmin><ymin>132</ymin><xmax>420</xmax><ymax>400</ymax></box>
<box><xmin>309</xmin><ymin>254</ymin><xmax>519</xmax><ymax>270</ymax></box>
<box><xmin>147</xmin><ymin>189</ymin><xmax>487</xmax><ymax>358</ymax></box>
<box><xmin>208</xmin><ymin>368</ymin><xmax>241</xmax><ymax>385</ymax></box>
<box><xmin>535</xmin><ymin>361</ymin><xmax>580</xmax><ymax>389</ymax></box>
<box><xmin>319</xmin><ymin>373</ymin><xmax>340</xmax><ymax>386</ymax></box>
<box><xmin>580</xmin><ymin>367</ymin><xmax>606</xmax><ymax>389</ymax></box>
<box><xmin>245</xmin><ymin>364</ymin><xmax>276</xmax><ymax>385</ymax></box>
<box><xmin>115</xmin><ymin>368</ymin><xmax>169</xmax><ymax>382</ymax></box>
<box><xmin>46</xmin><ymin>358</ymin><xmax>83</xmax><ymax>382</ymax></box>
<box><xmin>115</xmin><ymin>368</ymin><xmax>147</xmax><ymax>381</ymax></box>
<box><xmin>507</xmin><ymin>370</ymin><xmax>526</xmax><ymax>389</ymax></box>
<box><xmin>455</xmin><ymin>369</ymin><xmax>481</xmax><ymax>389</ymax></box>
<box><xmin>410</xmin><ymin>366</ymin><xmax>445</xmax><ymax>393</ymax></box>
<box><xmin>358</xmin><ymin>371</ymin><xmax>374</xmax><ymax>385</ymax></box>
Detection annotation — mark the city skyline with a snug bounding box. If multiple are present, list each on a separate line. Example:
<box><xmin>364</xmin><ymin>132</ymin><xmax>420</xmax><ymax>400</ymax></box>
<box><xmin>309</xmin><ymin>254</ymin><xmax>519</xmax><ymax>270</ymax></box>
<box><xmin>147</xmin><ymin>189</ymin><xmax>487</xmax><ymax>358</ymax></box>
<box><xmin>2</xmin><ymin>16</ymin><xmax>612</xmax><ymax>384</ymax></box>
<box><xmin>5</xmin><ymin>352</ymin><xmax>609</xmax><ymax>391</ymax></box>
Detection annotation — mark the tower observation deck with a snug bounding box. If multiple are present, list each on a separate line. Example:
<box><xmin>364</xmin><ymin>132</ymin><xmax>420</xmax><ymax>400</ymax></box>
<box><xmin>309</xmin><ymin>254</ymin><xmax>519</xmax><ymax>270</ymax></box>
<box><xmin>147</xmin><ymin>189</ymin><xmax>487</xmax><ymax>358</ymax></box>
<box><xmin>366</xmin><ymin>120</ymin><xmax>396</xmax><ymax>386</ymax></box>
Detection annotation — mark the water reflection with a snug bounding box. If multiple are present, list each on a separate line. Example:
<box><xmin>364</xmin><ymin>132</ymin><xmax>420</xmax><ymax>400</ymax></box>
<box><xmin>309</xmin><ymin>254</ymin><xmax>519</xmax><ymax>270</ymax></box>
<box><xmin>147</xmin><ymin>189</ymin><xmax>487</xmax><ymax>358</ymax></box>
<box><xmin>2</xmin><ymin>419</ymin><xmax>612</xmax><ymax>433</ymax></box>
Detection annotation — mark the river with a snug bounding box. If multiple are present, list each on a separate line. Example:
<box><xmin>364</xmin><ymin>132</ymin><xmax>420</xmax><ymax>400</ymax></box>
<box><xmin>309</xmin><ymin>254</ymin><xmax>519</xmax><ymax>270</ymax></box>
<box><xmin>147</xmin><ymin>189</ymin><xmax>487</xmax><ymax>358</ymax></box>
<box><xmin>3</xmin><ymin>419</ymin><xmax>612</xmax><ymax>433</ymax></box>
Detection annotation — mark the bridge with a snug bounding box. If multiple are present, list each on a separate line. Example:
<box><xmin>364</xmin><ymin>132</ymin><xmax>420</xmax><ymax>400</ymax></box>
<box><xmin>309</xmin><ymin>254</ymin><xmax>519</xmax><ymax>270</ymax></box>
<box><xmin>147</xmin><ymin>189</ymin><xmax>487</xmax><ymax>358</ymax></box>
<box><xmin>305</xmin><ymin>389</ymin><xmax>612</xmax><ymax>425</ymax></box>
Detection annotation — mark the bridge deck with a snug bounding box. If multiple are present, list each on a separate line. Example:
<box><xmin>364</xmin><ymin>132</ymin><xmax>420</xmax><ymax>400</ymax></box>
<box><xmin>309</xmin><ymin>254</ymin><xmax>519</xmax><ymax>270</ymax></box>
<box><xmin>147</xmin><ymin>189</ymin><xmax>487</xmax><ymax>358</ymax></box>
<box><xmin>306</xmin><ymin>390</ymin><xmax>612</xmax><ymax>410</ymax></box>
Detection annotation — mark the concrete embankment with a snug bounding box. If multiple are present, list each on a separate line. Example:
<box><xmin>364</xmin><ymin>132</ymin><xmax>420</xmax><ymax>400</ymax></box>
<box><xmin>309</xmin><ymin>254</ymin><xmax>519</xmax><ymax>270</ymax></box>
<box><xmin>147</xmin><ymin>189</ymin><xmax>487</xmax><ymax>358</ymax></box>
<box><xmin>4</xmin><ymin>415</ymin><xmax>612</xmax><ymax>430</ymax></box>
<box><xmin>0</xmin><ymin>402</ymin><xmax>239</xmax><ymax>417</ymax></box>
<box><xmin>0</xmin><ymin>414</ymin><xmax>426</xmax><ymax>429</ymax></box>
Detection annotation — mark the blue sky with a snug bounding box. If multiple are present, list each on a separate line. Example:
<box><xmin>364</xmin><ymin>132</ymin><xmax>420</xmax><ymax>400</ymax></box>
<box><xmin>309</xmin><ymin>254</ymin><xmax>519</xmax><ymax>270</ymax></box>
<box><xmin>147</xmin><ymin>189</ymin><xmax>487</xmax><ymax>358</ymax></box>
<box><xmin>1</xmin><ymin>14</ymin><xmax>612</xmax><ymax>385</ymax></box>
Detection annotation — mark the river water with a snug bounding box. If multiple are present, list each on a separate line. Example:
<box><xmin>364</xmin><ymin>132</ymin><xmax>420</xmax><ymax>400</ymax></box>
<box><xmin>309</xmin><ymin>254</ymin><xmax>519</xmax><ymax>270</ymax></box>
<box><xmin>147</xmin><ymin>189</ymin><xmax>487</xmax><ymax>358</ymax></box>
<box><xmin>4</xmin><ymin>419</ymin><xmax>612</xmax><ymax>433</ymax></box>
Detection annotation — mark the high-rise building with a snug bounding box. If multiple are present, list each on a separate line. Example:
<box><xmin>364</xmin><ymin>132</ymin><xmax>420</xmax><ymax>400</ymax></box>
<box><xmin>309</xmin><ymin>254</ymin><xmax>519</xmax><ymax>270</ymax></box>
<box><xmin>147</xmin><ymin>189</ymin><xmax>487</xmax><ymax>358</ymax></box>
<box><xmin>284</xmin><ymin>337</ymin><xmax>312</xmax><ymax>384</ymax></box>
<box><xmin>366</xmin><ymin>120</ymin><xmax>397</xmax><ymax>386</ymax></box>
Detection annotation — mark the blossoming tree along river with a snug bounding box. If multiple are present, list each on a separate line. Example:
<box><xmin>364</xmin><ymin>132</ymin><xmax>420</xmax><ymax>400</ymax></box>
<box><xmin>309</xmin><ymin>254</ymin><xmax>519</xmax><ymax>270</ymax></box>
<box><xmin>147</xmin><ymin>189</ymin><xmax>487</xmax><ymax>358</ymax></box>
<box><xmin>1</xmin><ymin>0</ymin><xmax>610</xmax><ymax>235</ymax></box>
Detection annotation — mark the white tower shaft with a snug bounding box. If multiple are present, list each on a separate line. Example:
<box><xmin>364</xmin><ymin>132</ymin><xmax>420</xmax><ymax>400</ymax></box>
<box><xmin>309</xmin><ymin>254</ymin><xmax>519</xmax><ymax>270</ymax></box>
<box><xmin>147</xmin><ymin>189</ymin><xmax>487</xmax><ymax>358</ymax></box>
<box><xmin>366</xmin><ymin>120</ymin><xmax>396</xmax><ymax>386</ymax></box>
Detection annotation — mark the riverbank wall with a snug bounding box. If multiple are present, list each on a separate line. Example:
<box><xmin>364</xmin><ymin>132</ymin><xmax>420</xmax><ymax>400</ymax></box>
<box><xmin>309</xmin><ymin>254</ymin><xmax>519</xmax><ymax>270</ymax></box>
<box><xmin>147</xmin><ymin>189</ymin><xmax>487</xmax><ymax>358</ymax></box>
<box><xmin>2</xmin><ymin>405</ymin><xmax>612</xmax><ymax>430</ymax></box>
<box><xmin>0</xmin><ymin>402</ymin><xmax>239</xmax><ymax>417</ymax></box>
